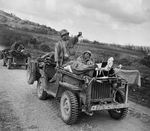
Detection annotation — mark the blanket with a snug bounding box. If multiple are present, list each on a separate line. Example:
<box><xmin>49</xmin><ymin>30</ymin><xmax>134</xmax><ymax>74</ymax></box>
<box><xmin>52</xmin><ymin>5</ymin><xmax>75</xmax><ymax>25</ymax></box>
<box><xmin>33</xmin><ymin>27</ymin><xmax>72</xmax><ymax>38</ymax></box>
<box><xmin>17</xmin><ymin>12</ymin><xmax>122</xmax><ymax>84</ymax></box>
<box><xmin>71</xmin><ymin>61</ymin><xmax>96</xmax><ymax>75</ymax></box>
<box><xmin>114</xmin><ymin>68</ymin><xmax>141</xmax><ymax>87</ymax></box>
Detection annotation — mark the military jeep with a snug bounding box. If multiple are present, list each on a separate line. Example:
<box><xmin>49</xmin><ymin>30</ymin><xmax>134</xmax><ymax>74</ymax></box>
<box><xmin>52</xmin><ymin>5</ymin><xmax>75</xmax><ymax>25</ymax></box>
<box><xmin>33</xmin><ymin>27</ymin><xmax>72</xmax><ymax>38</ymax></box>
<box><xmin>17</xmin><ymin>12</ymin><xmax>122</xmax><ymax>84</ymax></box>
<box><xmin>4</xmin><ymin>50</ymin><xmax>30</xmax><ymax>69</ymax></box>
<box><xmin>27</xmin><ymin>55</ymin><xmax>129</xmax><ymax>125</ymax></box>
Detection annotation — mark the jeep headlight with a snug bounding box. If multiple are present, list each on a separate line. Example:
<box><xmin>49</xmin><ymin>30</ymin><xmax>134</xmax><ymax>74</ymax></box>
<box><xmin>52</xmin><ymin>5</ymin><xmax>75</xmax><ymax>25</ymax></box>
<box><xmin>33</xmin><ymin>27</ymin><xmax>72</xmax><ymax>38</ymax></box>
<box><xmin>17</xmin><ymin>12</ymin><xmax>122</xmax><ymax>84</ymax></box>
<box><xmin>119</xmin><ymin>80</ymin><xmax>126</xmax><ymax>89</ymax></box>
<box><xmin>112</xmin><ymin>82</ymin><xmax>118</xmax><ymax>88</ymax></box>
<box><xmin>119</xmin><ymin>79</ymin><xmax>126</xmax><ymax>88</ymax></box>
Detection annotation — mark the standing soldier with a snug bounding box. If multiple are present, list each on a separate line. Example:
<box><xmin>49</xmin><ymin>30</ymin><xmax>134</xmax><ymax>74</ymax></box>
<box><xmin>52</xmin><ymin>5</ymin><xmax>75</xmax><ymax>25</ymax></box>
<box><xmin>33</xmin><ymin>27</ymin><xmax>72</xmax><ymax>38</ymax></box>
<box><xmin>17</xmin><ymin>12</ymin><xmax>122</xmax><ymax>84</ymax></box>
<box><xmin>27</xmin><ymin>29</ymin><xmax>82</xmax><ymax>84</ymax></box>
<box><xmin>50</xmin><ymin>29</ymin><xmax>82</xmax><ymax>82</ymax></box>
<box><xmin>55</xmin><ymin>29</ymin><xmax>82</xmax><ymax>67</ymax></box>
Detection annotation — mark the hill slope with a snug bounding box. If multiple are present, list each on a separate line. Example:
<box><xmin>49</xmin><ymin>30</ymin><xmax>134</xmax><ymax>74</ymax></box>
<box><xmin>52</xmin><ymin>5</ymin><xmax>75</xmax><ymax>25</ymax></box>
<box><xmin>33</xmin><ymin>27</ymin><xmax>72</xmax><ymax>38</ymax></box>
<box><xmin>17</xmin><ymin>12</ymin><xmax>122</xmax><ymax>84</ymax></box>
<box><xmin>0</xmin><ymin>10</ymin><xmax>60</xmax><ymax>49</ymax></box>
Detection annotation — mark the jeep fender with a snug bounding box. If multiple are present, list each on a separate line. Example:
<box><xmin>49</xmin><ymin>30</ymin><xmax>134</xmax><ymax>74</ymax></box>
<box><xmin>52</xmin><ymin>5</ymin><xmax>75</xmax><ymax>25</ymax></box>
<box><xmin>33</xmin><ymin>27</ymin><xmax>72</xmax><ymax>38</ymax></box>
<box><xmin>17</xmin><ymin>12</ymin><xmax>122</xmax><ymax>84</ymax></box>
<box><xmin>56</xmin><ymin>81</ymin><xmax>82</xmax><ymax>97</ymax></box>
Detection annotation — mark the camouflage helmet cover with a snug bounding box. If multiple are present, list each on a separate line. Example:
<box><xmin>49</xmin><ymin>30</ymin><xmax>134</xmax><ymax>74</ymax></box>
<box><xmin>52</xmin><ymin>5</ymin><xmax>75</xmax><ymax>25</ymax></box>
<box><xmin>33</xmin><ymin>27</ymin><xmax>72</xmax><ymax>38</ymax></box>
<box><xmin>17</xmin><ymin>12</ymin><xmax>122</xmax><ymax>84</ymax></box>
<box><xmin>60</xmin><ymin>29</ymin><xmax>69</xmax><ymax>37</ymax></box>
<box><xmin>83</xmin><ymin>50</ymin><xmax>92</xmax><ymax>56</ymax></box>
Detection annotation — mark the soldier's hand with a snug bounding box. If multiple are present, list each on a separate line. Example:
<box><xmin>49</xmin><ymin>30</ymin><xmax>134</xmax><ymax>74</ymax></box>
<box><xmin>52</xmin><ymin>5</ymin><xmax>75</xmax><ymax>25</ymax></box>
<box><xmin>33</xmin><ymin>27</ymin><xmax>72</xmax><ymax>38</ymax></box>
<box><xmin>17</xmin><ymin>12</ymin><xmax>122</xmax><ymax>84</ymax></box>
<box><xmin>78</xmin><ymin>32</ymin><xmax>82</xmax><ymax>37</ymax></box>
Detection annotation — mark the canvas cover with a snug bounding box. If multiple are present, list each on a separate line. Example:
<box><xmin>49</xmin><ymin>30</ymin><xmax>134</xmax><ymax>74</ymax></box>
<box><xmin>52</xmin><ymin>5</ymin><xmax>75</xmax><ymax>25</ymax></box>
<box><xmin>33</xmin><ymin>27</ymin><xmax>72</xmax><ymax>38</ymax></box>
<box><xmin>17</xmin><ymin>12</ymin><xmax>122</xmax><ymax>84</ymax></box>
<box><xmin>114</xmin><ymin>68</ymin><xmax>141</xmax><ymax>87</ymax></box>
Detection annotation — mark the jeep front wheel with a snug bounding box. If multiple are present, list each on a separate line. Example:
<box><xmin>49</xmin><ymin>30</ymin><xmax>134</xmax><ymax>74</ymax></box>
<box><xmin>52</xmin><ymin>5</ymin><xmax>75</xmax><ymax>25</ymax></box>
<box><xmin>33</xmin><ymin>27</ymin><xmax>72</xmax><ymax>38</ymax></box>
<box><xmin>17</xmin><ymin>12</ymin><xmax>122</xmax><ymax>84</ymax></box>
<box><xmin>37</xmin><ymin>78</ymin><xmax>47</xmax><ymax>100</ymax></box>
<box><xmin>60</xmin><ymin>91</ymin><xmax>79</xmax><ymax>125</ymax></box>
<box><xmin>108</xmin><ymin>90</ymin><xmax>128</xmax><ymax>120</ymax></box>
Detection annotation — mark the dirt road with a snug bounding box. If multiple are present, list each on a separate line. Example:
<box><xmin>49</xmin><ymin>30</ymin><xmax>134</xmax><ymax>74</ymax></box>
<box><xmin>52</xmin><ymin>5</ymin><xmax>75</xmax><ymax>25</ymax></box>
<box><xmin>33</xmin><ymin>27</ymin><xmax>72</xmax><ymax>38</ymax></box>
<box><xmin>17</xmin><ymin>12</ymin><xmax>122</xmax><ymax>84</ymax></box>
<box><xmin>0</xmin><ymin>61</ymin><xmax>150</xmax><ymax>131</ymax></box>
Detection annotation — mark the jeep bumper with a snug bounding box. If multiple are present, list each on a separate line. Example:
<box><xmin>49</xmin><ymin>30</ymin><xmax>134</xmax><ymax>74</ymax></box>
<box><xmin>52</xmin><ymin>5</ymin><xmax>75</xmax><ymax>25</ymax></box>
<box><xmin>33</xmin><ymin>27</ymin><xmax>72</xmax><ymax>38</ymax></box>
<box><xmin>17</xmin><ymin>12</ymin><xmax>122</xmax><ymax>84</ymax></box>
<box><xmin>90</xmin><ymin>103</ymin><xmax>129</xmax><ymax>111</ymax></box>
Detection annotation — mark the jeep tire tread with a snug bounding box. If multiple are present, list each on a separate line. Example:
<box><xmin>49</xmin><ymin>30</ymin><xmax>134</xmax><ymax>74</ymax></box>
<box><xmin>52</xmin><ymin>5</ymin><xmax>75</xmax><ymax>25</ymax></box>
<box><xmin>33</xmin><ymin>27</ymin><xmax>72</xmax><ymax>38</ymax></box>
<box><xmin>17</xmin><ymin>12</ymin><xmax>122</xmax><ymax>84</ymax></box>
<box><xmin>60</xmin><ymin>90</ymin><xmax>79</xmax><ymax>125</ymax></box>
<box><xmin>108</xmin><ymin>90</ymin><xmax>128</xmax><ymax>120</ymax></box>
<box><xmin>37</xmin><ymin>78</ymin><xmax>47</xmax><ymax>100</ymax></box>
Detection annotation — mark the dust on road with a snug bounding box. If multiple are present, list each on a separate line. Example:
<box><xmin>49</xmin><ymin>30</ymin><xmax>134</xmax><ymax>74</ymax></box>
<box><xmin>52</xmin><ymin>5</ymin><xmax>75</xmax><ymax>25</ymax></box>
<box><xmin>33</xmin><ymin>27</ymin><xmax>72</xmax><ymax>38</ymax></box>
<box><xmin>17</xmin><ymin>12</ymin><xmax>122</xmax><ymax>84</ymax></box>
<box><xmin>0</xmin><ymin>61</ymin><xmax>150</xmax><ymax>131</ymax></box>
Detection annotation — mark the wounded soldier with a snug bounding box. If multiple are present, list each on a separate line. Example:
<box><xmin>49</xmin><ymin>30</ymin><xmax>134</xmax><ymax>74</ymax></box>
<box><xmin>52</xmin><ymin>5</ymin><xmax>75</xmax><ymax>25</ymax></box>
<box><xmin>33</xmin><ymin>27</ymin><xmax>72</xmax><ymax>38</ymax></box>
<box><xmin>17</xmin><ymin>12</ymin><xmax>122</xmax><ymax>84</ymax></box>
<box><xmin>64</xmin><ymin>55</ymin><xmax>115</xmax><ymax>78</ymax></box>
<box><xmin>63</xmin><ymin>50</ymin><xmax>96</xmax><ymax>75</ymax></box>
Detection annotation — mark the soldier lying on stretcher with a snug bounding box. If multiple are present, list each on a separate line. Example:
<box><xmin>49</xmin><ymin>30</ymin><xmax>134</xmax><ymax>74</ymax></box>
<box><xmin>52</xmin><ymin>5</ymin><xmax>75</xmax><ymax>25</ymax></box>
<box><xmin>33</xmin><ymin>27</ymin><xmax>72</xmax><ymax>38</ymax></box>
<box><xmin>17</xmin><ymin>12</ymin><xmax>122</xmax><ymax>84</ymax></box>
<box><xmin>63</xmin><ymin>52</ymin><xmax>115</xmax><ymax>77</ymax></box>
<box><xmin>63</xmin><ymin>50</ymin><xmax>95</xmax><ymax>73</ymax></box>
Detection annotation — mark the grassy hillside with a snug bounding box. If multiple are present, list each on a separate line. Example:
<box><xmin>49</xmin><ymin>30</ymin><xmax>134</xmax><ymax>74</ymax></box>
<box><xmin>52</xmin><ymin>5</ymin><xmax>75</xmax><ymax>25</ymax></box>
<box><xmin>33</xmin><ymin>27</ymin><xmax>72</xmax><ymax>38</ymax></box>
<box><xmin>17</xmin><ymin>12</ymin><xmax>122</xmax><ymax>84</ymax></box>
<box><xmin>0</xmin><ymin>10</ymin><xmax>150</xmax><ymax>108</ymax></box>
<box><xmin>0</xmin><ymin>10</ymin><xmax>60</xmax><ymax>50</ymax></box>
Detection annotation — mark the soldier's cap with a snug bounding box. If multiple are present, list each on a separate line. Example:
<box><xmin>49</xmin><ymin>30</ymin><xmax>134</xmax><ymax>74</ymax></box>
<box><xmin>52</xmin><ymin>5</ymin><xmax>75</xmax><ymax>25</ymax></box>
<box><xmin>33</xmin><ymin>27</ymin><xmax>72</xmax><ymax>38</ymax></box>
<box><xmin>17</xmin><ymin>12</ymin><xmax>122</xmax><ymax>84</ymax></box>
<box><xmin>83</xmin><ymin>50</ymin><xmax>92</xmax><ymax>56</ymax></box>
<box><xmin>60</xmin><ymin>29</ymin><xmax>69</xmax><ymax>37</ymax></box>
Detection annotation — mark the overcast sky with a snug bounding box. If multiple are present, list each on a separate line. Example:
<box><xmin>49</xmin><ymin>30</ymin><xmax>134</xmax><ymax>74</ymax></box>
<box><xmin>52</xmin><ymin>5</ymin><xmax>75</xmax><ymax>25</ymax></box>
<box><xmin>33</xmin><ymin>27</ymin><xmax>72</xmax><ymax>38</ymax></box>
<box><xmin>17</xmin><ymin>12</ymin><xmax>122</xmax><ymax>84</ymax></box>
<box><xmin>0</xmin><ymin>0</ymin><xmax>150</xmax><ymax>46</ymax></box>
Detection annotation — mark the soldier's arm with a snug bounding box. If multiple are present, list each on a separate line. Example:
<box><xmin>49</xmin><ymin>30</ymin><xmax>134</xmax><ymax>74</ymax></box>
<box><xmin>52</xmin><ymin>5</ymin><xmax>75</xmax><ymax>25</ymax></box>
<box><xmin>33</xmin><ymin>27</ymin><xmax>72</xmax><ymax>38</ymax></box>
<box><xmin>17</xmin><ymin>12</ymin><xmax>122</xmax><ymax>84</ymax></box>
<box><xmin>70</xmin><ymin>32</ymin><xmax>82</xmax><ymax>46</ymax></box>
<box><xmin>55</xmin><ymin>42</ymin><xmax>60</xmax><ymax>66</ymax></box>
<box><xmin>41</xmin><ymin>53</ymin><xmax>50</xmax><ymax>59</ymax></box>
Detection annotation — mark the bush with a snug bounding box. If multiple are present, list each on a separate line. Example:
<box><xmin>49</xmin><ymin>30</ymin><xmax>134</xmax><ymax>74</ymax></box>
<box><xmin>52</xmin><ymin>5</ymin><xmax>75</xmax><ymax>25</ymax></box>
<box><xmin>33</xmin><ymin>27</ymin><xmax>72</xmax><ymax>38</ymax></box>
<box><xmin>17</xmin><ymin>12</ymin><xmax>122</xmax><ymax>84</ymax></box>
<box><xmin>0</xmin><ymin>25</ymin><xmax>33</xmax><ymax>47</ymax></box>
<box><xmin>0</xmin><ymin>16</ymin><xmax>7</xmax><ymax>22</ymax></box>
<box><xmin>140</xmin><ymin>55</ymin><xmax>150</xmax><ymax>68</ymax></box>
<box><xmin>40</xmin><ymin>44</ymin><xmax>52</xmax><ymax>52</ymax></box>
<box><xmin>118</xmin><ymin>58</ymin><xmax>132</xmax><ymax>66</ymax></box>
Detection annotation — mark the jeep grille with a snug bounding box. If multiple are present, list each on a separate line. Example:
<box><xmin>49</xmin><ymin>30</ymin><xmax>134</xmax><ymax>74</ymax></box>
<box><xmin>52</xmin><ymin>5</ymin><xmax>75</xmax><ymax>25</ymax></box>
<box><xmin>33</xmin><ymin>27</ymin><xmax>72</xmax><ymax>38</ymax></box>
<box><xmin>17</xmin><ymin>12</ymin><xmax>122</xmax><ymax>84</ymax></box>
<box><xmin>91</xmin><ymin>81</ymin><xmax>111</xmax><ymax>100</ymax></box>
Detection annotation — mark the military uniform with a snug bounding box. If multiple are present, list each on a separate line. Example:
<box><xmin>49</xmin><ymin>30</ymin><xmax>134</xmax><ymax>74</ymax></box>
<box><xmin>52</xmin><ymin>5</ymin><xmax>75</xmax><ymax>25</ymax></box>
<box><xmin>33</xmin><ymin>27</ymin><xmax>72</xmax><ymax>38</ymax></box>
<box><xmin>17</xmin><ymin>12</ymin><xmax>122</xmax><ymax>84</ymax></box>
<box><xmin>55</xmin><ymin>40</ymin><xmax>68</xmax><ymax>66</ymax></box>
<box><xmin>54</xmin><ymin>30</ymin><xmax>81</xmax><ymax>67</ymax></box>
<box><xmin>50</xmin><ymin>30</ymin><xmax>81</xmax><ymax>82</ymax></box>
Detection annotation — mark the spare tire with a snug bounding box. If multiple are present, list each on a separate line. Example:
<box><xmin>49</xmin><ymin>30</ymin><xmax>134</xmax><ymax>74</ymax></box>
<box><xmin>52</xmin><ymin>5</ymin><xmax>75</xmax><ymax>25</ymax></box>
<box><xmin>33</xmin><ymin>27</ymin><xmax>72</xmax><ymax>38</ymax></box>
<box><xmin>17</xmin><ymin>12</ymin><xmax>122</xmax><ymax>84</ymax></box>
<box><xmin>27</xmin><ymin>61</ymin><xmax>40</xmax><ymax>84</ymax></box>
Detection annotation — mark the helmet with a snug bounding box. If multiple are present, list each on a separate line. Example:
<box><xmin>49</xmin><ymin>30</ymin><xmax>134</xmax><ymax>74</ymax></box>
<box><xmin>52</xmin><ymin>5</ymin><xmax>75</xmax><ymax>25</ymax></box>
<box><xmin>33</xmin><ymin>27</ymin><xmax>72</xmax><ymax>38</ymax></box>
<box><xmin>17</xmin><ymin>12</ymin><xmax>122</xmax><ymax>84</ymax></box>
<box><xmin>60</xmin><ymin>29</ymin><xmax>69</xmax><ymax>37</ymax></box>
<box><xmin>83</xmin><ymin>50</ymin><xmax>92</xmax><ymax>56</ymax></box>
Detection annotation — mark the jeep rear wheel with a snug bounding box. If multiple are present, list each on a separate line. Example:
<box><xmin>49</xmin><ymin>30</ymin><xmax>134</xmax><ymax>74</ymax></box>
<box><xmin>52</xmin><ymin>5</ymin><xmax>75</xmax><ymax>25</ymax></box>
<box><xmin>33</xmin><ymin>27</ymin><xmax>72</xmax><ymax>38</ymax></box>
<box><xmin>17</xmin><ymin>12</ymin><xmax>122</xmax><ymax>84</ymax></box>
<box><xmin>7</xmin><ymin>59</ymin><xmax>11</xmax><ymax>69</ymax></box>
<box><xmin>108</xmin><ymin>90</ymin><xmax>128</xmax><ymax>120</ymax></box>
<box><xmin>60</xmin><ymin>91</ymin><xmax>79</xmax><ymax>125</ymax></box>
<box><xmin>37</xmin><ymin>78</ymin><xmax>47</xmax><ymax>100</ymax></box>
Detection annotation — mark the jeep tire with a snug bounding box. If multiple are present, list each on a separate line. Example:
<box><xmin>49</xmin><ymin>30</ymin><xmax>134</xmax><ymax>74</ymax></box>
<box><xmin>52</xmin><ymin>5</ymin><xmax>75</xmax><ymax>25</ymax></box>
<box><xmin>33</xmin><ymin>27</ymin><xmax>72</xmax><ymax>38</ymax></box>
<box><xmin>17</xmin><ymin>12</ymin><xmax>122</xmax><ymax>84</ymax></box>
<box><xmin>37</xmin><ymin>78</ymin><xmax>47</xmax><ymax>100</ymax></box>
<box><xmin>60</xmin><ymin>90</ymin><xmax>79</xmax><ymax>125</ymax></box>
<box><xmin>108</xmin><ymin>90</ymin><xmax>128</xmax><ymax>120</ymax></box>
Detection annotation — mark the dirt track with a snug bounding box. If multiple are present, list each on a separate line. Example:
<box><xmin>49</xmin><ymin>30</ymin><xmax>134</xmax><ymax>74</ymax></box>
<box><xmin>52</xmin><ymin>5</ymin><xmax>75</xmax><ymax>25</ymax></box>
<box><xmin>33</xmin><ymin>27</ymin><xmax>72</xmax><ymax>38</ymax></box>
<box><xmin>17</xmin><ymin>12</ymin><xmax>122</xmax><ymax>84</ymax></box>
<box><xmin>0</xmin><ymin>61</ymin><xmax>150</xmax><ymax>131</ymax></box>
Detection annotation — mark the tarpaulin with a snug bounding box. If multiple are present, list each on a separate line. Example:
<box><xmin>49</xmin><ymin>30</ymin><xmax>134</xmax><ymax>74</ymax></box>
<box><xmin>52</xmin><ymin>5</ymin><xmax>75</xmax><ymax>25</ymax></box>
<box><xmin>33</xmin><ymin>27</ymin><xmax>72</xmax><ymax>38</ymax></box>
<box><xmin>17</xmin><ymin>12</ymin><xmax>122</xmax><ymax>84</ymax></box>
<box><xmin>114</xmin><ymin>68</ymin><xmax>141</xmax><ymax>87</ymax></box>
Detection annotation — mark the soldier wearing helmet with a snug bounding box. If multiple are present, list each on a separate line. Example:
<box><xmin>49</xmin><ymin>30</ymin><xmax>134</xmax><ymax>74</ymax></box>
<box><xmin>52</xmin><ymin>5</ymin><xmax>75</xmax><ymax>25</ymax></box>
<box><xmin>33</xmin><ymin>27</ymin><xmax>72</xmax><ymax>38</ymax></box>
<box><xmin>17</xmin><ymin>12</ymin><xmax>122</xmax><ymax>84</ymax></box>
<box><xmin>76</xmin><ymin>50</ymin><xmax>94</xmax><ymax>66</ymax></box>
<box><xmin>49</xmin><ymin>29</ymin><xmax>82</xmax><ymax>82</ymax></box>
<box><xmin>55</xmin><ymin>29</ymin><xmax>82</xmax><ymax>67</ymax></box>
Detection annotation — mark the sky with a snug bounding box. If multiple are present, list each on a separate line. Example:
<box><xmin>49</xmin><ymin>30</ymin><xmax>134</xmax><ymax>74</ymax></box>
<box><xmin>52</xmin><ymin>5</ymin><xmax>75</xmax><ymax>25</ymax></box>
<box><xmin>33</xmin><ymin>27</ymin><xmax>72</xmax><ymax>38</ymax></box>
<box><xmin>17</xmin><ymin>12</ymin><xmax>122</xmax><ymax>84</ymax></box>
<box><xmin>0</xmin><ymin>0</ymin><xmax>150</xmax><ymax>46</ymax></box>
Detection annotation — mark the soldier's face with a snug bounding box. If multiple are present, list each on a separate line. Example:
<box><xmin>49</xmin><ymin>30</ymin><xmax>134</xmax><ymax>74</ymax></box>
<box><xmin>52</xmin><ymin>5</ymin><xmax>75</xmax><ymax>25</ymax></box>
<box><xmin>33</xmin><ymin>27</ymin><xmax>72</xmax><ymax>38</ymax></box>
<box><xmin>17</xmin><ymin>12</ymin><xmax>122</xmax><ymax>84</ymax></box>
<box><xmin>62</xmin><ymin>34</ymin><xmax>69</xmax><ymax>41</ymax></box>
<box><xmin>84</xmin><ymin>53</ymin><xmax>90</xmax><ymax>59</ymax></box>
